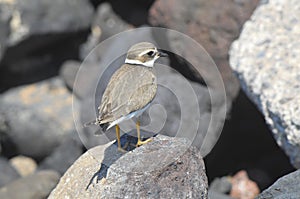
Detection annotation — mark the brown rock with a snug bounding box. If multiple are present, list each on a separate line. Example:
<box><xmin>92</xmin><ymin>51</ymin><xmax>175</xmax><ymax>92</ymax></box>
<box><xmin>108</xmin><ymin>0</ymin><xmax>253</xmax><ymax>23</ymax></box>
<box><xmin>149</xmin><ymin>0</ymin><xmax>260</xmax><ymax>99</ymax></box>
<box><xmin>230</xmin><ymin>170</ymin><xmax>260</xmax><ymax>199</ymax></box>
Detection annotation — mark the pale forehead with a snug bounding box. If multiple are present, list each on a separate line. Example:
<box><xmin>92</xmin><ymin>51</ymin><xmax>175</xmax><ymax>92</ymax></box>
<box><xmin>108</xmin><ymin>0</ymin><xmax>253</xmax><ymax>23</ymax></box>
<box><xmin>128</xmin><ymin>42</ymin><xmax>156</xmax><ymax>53</ymax></box>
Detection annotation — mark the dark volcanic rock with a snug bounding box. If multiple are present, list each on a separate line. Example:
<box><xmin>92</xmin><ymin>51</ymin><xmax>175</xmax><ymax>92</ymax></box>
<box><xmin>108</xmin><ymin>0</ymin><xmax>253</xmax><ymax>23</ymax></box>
<box><xmin>149</xmin><ymin>0</ymin><xmax>260</xmax><ymax>100</ymax></box>
<box><xmin>0</xmin><ymin>0</ymin><xmax>93</xmax><ymax>91</ymax></box>
<box><xmin>256</xmin><ymin>170</ymin><xmax>300</xmax><ymax>199</ymax></box>
<box><xmin>0</xmin><ymin>77</ymin><xmax>78</xmax><ymax>159</ymax></box>
<box><xmin>38</xmin><ymin>136</ymin><xmax>83</xmax><ymax>175</ymax></box>
<box><xmin>0</xmin><ymin>170</ymin><xmax>60</xmax><ymax>199</ymax></box>
<box><xmin>49</xmin><ymin>135</ymin><xmax>208</xmax><ymax>198</ymax></box>
<box><xmin>0</xmin><ymin>156</ymin><xmax>20</xmax><ymax>188</ymax></box>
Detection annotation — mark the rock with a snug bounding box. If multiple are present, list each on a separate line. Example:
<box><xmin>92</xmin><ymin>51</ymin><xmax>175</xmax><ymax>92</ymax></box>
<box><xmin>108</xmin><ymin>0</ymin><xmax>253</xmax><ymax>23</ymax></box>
<box><xmin>80</xmin><ymin>2</ymin><xmax>132</xmax><ymax>61</ymax></box>
<box><xmin>0</xmin><ymin>0</ymin><xmax>93</xmax><ymax>91</ymax></box>
<box><xmin>0</xmin><ymin>77</ymin><xmax>79</xmax><ymax>159</ymax></box>
<box><xmin>0</xmin><ymin>156</ymin><xmax>20</xmax><ymax>188</ymax></box>
<box><xmin>256</xmin><ymin>170</ymin><xmax>300</xmax><ymax>199</ymax></box>
<box><xmin>7</xmin><ymin>0</ymin><xmax>93</xmax><ymax>45</ymax></box>
<box><xmin>149</xmin><ymin>0</ymin><xmax>260</xmax><ymax>100</ymax></box>
<box><xmin>230</xmin><ymin>0</ymin><xmax>300</xmax><ymax>168</ymax></box>
<box><xmin>9</xmin><ymin>155</ymin><xmax>37</xmax><ymax>177</ymax></box>
<box><xmin>209</xmin><ymin>176</ymin><xmax>232</xmax><ymax>193</ymax></box>
<box><xmin>229</xmin><ymin>170</ymin><xmax>260</xmax><ymax>199</ymax></box>
<box><xmin>49</xmin><ymin>135</ymin><xmax>208</xmax><ymax>198</ymax></box>
<box><xmin>38</xmin><ymin>136</ymin><xmax>83</xmax><ymax>175</ymax></box>
<box><xmin>0</xmin><ymin>170</ymin><xmax>60</xmax><ymax>199</ymax></box>
<box><xmin>108</xmin><ymin>0</ymin><xmax>154</xmax><ymax>26</ymax></box>
<box><xmin>59</xmin><ymin>60</ymin><xmax>81</xmax><ymax>92</ymax></box>
<box><xmin>0</xmin><ymin>2</ymin><xmax>12</xmax><ymax>62</ymax></box>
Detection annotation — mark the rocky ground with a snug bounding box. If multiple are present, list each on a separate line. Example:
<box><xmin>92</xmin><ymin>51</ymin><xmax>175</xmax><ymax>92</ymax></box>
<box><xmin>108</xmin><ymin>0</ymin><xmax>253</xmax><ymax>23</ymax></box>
<box><xmin>0</xmin><ymin>0</ymin><xmax>298</xmax><ymax>199</ymax></box>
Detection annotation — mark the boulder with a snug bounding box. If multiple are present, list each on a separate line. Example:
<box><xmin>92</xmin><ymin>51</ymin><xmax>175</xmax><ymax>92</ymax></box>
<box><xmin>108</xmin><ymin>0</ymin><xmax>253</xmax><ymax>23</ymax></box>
<box><xmin>49</xmin><ymin>135</ymin><xmax>208</xmax><ymax>198</ymax></box>
<box><xmin>0</xmin><ymin>77</ymin><xmax>79</xmax><ymax>159</ymax></box>
<box><xmin>149</xmin><ymin>0</ymin><xmax>260</xmax><ymax>100</ymax></box>
<box><xmin>256</xmin><ymin>170</ymin><xmax>300</xmax><ymax>199</ymax></box>
<box><xmin>0</xmin><ymin>156</ymin><xmax>20</xmax><ymax>188</ymax></box>
<box><xmin>9</xmin><ymin>155</ymin><xmax>37</xmax><ymax>177</ymax></box>
<box><xmin>0</xmin><ymin>2</ymin><xmax>12</xmax><ymax>62</ymax></box>
<box><xmin>38</xmin><ymin>135</ymin><xmax>83</xmax><ymax>175</ymax></box>
<box><xmin>80</xmin><ymin>2</ymin><xmax>132</xmax><ymax>61</ymax></box>
<box><xmin>0</xmin><ymin>170</ymin><xmax>60</xmax><ymax>199</ymax></box>
<box><xmin>0</xmin><ymin>0</ymin><xmax>94</xmax><ymax>91</ymax></box>
<box><xmin>230</xmin><ymin>0</ymin><xmax>300</xmax><ymax>168</ymax></box>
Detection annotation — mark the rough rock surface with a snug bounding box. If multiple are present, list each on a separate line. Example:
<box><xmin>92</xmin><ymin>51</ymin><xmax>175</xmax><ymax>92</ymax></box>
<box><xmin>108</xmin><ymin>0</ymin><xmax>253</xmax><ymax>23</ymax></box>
<box><xmin>256</xmin><ymin>170</ymin><xmax>300</xmax><ymax>199</ymax></box>
<box><xmin>230</xmin><ymin>0</ymin><xmax>300</xmax><ymax>168</ymax></box>
<box><xmin>149</xmin><ymin>0</ymin><xmax>260</xmax><ymax>99</ymax></box>
<box><xmin>0</xmin><ymin>156</ymin><xmax>20</xmax><ymax>188</ymax></box>
<box><xmin>49</xmin><ymin>135</ymin><xmax>208</xmax><ymax>199</ymax></box>
<box><xmin>0</xmin><ymin>77</ymin><xmax>78</xmax><ymax>159</ymax></box>
<box><xmin>0</xmin><ymin>170</ymin><xmax>60</xmax><ymax>199</ymax></box>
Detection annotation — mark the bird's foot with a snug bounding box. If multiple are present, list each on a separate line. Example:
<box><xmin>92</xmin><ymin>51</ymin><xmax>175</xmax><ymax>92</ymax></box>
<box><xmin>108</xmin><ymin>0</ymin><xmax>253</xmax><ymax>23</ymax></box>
<box><xmin>136</xmin><ymin>138</ymin><xmax>152</xmax><ymax>147</ymax></box>
<box><xmin>117</xmin><ymin>142</ymin><xmax>129</xmax><ymax>153</ymax></box>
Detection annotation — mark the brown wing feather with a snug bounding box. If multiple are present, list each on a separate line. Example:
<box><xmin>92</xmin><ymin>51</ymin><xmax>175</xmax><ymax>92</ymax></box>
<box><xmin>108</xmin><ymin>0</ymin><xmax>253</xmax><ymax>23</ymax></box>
<box><xmin>98</xmin><ymin>64</ymin><xmax>157</xmax><ymax>124</ymax></box>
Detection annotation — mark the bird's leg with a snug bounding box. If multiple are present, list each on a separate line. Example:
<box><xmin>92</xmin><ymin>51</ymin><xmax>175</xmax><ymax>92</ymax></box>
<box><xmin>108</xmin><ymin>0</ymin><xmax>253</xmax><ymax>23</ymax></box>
<box><xmin>116</xmin><ymin>125</ymin><xmax>127</xmax><ymax>152</ymax></box>
<box><xmin>136</xmin><ymin>120</ymin><xmax>152</xmax><ymax>147</ymax></box>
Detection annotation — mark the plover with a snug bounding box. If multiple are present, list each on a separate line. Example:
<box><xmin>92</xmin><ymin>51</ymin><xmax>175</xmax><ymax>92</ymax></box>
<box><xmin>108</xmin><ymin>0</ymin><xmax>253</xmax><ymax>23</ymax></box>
<box><xmin>86</xmin><ymin>42</ymin><xmax>167</xmax><ymax>151</ymax></box>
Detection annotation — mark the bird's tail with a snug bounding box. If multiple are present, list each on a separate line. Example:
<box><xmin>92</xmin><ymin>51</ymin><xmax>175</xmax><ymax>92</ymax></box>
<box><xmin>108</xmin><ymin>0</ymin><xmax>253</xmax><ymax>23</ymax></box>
<box><xmin>84</xmin><ymin>119</ymin><xmax>109</xmax><ymax>132</ymax></box>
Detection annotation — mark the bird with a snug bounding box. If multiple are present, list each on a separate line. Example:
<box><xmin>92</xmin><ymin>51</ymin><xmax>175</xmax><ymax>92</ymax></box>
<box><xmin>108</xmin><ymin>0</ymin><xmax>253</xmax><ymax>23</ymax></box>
<box><xmin>85</xmin><ymin>42</ymin><xmax>167</xmax><ymax>152</ymax></box>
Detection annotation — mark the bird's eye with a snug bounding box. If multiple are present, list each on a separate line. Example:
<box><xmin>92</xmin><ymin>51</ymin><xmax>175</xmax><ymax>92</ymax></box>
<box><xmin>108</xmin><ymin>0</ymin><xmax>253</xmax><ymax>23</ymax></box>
<box><xmin>147</xmin><ymin>51</ymin><xmax>154</xmax><ymax>56</ymax></box>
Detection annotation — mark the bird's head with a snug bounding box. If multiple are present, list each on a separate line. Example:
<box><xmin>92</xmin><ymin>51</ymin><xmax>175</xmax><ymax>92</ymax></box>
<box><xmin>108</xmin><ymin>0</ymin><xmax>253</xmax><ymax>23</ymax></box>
<box><xmin>125</xmin><ymin>42</ymin><xmax>168</xmax><ymax>67</ymax></box>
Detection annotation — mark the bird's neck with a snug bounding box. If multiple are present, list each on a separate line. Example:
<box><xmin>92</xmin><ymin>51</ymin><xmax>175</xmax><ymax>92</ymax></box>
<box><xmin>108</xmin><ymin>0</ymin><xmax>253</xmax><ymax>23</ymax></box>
<box><xmin>125</xmin><ymin>58</ymin><xmax>154</xmax><ymax>67</ymax></box>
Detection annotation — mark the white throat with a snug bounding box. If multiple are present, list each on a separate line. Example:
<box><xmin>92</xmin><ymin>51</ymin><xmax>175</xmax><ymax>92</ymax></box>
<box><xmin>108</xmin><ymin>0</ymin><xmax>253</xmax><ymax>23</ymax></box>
<box><xmin>125</xmin><ymin>58</ymin><xmax>156</xmax><ymax>67</ymax></box>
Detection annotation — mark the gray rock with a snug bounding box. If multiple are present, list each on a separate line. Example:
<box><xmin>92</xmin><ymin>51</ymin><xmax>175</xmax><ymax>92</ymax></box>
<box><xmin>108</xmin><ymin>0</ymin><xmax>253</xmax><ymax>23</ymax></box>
<box><xmin>38</xmin><ymin>136</ymin><xmax>83</xmax><ymax>175</ymax></box>
<box><xmin>0</xmin><ymin>0</ymin><xmax>93</xmax><ymax>91</ymax></box>
<box><xmin>149</xmin><ymin>0</ymin><xmax>260</xmax><ymax>100</ymax></box>
<box><xmin>256</xmin><ymin>170</ymin><xmax>300</xmax><ymax>199</ymax></box>
<box><xmin>0</xmin><ymin>2</ymin><xmax>12</xmax><ymax>62</ymax></box>
<box><xmin>0</xmin><ymin>156</ymin><xmax>20</xmax><ymax>188</ymax></box>
<box><xmin>0</xmin><ymin>170</ymin><xmax>60</xmax><ymax>199</ymax></box>
<box><xmin>7</xmin><ymin>0</ymin><xmax>93</xmax><ymax>45</ymax></box>
<box><xmin>230</xmin><ymin>0</ymin><xmax>300</xmax><ymax>168</ymax></box>
<box><xmin>0</xmin><ymin>77</ymin><xmax>79</xmax><ymax>159</ymax></box>
<box><xmin>80</xmin><ymin>2</ymin><xmax>132</xmax><ymax>60</ymax></box>
<box><xmin>49</xmin><ymin>135</ymin><xmax>208</xmax><ymax>199</ymax></box>
<box><xmin>59</xmin><ymin>60</ymin><xmax>81</xmax><ymax>93</ymax></box>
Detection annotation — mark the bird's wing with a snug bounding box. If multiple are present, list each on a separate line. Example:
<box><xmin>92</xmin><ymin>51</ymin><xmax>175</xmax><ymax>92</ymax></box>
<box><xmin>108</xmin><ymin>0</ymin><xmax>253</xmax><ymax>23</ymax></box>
<box><xmin>98</xmin><ymin>64</ymin><xmax>157</xmax><ymax>124</ymax></box>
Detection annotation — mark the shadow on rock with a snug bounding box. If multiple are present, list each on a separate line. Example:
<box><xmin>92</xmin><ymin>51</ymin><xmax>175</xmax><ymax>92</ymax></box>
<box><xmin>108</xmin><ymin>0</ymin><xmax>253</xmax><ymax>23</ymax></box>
<box><xmin>86</xmin><ymin>130</ymin><xmax>157</xmax><ymax>190</ymax></box>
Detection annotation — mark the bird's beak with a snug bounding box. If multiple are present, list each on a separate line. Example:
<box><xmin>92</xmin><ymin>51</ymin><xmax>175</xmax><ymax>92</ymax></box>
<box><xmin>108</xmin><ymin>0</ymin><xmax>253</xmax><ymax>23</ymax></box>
<box><xmin>158</xmin><ymin>50</ymin><xmax>168</xmax><ymax>57</ymax></box>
